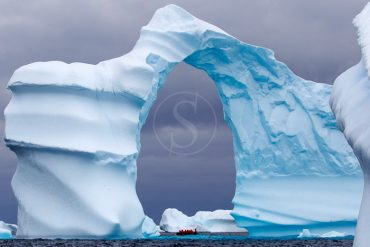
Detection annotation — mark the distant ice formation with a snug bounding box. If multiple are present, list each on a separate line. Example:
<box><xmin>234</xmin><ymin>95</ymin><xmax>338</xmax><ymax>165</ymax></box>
<box><xmin>5</xmin><ymin>4</ymin><xmax>363</xmax><ymax>238</ymax></box>
<box><xmin>330</xmin><ymin>3</ymin><xmax>370</xmax><ymax>247</ymax></box>
<box><xmin>297</xmin><ymin>229</ymin><xmax>346</xmax><ymax>239</ymax></box>
<box><xmin>160</xmin><ymin>208</ymin><xmax>246</xmax><ymax>233</ymax></box>
<box><xmin>0</xmin><ymin>221</ymin><xmax>17</xmax><ymax>239</ymax></box>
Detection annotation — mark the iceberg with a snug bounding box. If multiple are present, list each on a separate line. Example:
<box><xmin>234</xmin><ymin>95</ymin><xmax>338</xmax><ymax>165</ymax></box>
<box><xmin>330</xmin><ymin>3</ymin><xmax>370</xmax><ymax>247</ymax></box>
<box><xmin>297</xmin><ymin>229</ymin><xmax>315</xmax><ymax>238</ymax></box>
<box><xmin>4</xmin><ymin>4</ymin><xmax>362</xmax><ymax>238</ymax></box>
<box><xmin>160</xmin><ymin>208</ymin><xmax>193</xmax><ymax>233</ymax></box>
<box><xmin>160</xmin><ymin>208</ymin><xmax>246</xmax><ymax>233</ymax></box>
<box><xmin>0</xmin><ymin>221</ymin><xmax>17</xmax><ymax>239</ymax></box>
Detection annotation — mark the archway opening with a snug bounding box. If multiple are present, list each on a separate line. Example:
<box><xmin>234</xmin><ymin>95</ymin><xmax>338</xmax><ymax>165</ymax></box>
<box><xmin>137</xmin><ymin>62</ymin><xmax>236</xmax><ymax>224</ymax></box>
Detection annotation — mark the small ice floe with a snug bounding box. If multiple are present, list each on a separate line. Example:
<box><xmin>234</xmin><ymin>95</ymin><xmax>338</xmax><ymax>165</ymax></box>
<box><xmin>320</xmin><ymin>231</ymin><xmax>346</xmax><ymax>238</ymax></box>
<box><xmin>298</xmin><ymin>229</ymin><xmax>318</xmax><ymax>238</ymax></box>
<box><xmin>297</xmin><ymin>229</ymin><xmax>346</xmax><ymax>238</ymax></box>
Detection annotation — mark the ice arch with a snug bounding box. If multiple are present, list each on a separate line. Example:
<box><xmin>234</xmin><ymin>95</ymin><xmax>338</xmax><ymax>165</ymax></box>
<box><xmin>5</xmin><ymin>4</ymin><xmax>362</xmax><ymax>238</ymax></box>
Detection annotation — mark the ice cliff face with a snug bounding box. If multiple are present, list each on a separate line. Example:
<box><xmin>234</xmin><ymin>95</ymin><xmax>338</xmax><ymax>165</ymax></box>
<box><xmin>330</xmin><ymin>3</ymin><xmax>370</xmax><ymax>247</ymax></box>
<box><xmin>5</xmin><ymin>4</ymin><xmax>362</xmax><ymax>238</ymax></box>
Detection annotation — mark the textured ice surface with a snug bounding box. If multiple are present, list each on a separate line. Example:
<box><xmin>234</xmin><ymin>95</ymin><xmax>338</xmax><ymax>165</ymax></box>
<box><xmin>160</xmin><ymin>208</ymin><xmax>246</xmax><ymax>233</ymax></box>
<box><xmin>330</xmin><ymin>3</ymin><xmax>370</xmax><ymax>247</ymax></box>
<box><xmin>5</xmin><ymin>4</ymin><xmax>362</xmax><ymax>238</ymax></box>
<box><xmin>354</xmin><ymin>3</ymin><xmax>370</xmax><ymax>78</ymax></box>
<box><xmin>330</xmin><ymin>61</ymin><xmax>370</xmax><ymax>247</ymax></box>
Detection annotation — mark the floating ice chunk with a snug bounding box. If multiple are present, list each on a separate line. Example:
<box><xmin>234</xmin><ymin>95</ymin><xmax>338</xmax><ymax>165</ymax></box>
<box><xmin>160</xmin><ymin>208</ymin><xmax>196</xmax><ymax>232</ymax></box>
<box><xmin>159</xmin><ymin>208</ymin><xmax>247</xmax><ymax>233</ymax></box>
<box><xmin>298</xmin><ymin>229</ymin><xmax>346</xmax><ymax>238</ymax></box>
<box><xmin>297</xmin><ymin>229</ymin><xmax>318</xmax><ymax>238</ymax></box>
<box><xmin>321</xmin><ymin>231</ymin><xmax>346</xmax><ymax>238</ymax></box>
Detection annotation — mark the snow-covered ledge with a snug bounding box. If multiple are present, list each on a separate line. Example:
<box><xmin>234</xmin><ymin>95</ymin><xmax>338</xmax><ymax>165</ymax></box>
<box><xmin>330</xmin><ymin>3</ymin><xmax>370</xmax><ymax>247</ymax></box>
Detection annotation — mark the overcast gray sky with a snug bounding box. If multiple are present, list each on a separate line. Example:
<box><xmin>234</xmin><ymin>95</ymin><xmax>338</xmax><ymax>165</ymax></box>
<box><xmin>0</xmin><ymin>0</ymin><xmax>367</xmax><ymax>224</ymax></box>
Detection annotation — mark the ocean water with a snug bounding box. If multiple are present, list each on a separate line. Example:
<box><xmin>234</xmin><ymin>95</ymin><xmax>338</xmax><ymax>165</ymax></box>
<box><xmin>0</xmin><ymin>237</ymin><xmax>354</xmax><ymax>247</ymax></box>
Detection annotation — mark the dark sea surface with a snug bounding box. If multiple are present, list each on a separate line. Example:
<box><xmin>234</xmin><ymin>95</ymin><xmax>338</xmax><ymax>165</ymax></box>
<box><xmin>0</xmin><ymin>236</ymin><xmax>354</xmax><ymax>247</ymax></box>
